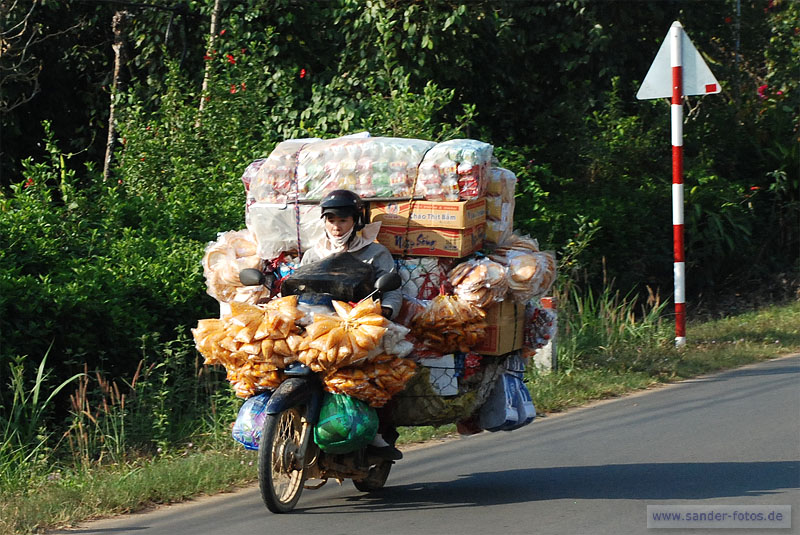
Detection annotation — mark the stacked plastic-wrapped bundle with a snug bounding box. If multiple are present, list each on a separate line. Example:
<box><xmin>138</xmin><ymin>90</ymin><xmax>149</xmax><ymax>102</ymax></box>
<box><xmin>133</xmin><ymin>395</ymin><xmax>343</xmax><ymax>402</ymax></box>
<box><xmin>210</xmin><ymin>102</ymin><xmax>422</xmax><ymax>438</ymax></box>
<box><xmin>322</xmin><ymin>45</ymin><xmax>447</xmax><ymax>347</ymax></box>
<box><xmin>245</xmin><ymin>136</ymin><xmax>435</xmax><ymax>203</ymax></box>
<box><xmin>246</xmin><ymin>138</ymin><xmax>320</xmax><ymax>204</ymax></box>
<box><xmin>242</xmin><ymin>135</ymin><xmax>493</xmax><ymax>203</ymax></box>
<box><xmin>202</xmin><ymin>229</ymin><xmax>267</xmax><ymax>305</ymax></box>
<box><xmin>417</xmin><ymin>139</ymin><xmax>493</xmax><ymax>201</ymax></box>
<box><xmin>297</xmin><ymin>137</ymin><xmax>435</xmax><ymax>199</ymax></box>
<box><xmin>485</xmin><ymin>167</ymin><xmax>517</xmax><ymax>245</ymax></box>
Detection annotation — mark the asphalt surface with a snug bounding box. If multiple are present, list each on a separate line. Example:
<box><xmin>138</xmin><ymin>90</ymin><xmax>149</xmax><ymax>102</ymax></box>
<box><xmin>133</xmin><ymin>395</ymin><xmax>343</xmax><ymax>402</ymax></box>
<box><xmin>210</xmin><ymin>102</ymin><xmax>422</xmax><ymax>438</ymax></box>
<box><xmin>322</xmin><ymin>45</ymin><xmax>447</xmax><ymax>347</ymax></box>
<box><xmin>54</xmin><ymin>354</ymin><xmax>799</xmax><ymax>535</ymax></box>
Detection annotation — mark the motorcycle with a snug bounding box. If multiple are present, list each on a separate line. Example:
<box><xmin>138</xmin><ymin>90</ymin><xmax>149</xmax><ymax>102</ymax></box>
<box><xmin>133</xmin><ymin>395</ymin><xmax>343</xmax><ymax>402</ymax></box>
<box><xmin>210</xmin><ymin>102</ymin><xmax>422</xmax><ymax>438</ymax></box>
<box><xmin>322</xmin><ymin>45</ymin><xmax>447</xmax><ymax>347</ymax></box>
<box><xmin>238</xmin><ymin>260</ymin><xmax>403</xmax><ymax>514</ymax></box>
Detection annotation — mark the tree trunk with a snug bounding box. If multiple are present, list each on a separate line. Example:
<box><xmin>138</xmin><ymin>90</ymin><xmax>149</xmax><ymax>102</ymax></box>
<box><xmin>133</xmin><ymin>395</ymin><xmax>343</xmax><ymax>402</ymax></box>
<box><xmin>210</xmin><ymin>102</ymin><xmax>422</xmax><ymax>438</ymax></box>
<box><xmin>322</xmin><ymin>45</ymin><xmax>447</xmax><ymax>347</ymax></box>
<box><xmin>196</xmin><ymin>0</ymin><xmax>222</xmax><ymax>126</ymax></box>
<box><xmin>103</xmin><ymin>11</ymin><xmax>130</xmax><ymax>182</ymax></box>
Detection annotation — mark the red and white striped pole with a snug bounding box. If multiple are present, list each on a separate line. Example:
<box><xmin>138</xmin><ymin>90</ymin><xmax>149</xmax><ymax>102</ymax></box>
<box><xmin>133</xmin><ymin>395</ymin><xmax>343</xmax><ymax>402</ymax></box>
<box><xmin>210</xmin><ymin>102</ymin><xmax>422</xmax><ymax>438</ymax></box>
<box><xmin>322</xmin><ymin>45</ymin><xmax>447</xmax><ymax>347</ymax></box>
<box><xmin>670</xmin><ymin>22</ymin><xmax>686</xmax><ymax>347</ymax></box>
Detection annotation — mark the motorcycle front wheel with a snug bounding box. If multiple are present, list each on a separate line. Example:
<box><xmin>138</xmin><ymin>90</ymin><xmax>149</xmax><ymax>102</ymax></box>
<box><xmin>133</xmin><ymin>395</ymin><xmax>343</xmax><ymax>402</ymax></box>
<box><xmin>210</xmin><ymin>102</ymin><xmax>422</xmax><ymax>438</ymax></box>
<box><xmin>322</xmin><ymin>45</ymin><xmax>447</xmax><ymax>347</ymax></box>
<box><xmin>258</xmin><ymin>407</ymin><xmax>307</xmax><ymax>513</ymax></box>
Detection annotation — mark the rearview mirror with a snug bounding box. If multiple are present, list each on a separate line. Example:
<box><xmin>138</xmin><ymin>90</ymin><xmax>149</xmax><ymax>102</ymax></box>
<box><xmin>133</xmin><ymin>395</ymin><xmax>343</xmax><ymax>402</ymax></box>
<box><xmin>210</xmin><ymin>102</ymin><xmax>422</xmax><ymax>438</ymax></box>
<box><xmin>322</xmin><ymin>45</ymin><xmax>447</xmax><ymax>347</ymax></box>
<box><xmin>239</xmin><ymin>268</ymin><xmax>266</xmax><ymax>286</ymax></box>
<box><xmin>374</xmin><ymin>272</ymin><xmax>402</xmax><ymax>293</ymax></box>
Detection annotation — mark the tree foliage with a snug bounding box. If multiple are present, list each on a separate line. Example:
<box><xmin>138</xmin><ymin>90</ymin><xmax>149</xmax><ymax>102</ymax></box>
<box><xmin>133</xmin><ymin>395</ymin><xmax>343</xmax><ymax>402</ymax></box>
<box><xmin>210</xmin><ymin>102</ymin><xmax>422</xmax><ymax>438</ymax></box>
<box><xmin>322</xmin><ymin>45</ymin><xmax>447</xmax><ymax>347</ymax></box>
<box><xmin>0</xmin><ymin>0</ymin><xmax>797</xmax><ymax>438</ymax></box>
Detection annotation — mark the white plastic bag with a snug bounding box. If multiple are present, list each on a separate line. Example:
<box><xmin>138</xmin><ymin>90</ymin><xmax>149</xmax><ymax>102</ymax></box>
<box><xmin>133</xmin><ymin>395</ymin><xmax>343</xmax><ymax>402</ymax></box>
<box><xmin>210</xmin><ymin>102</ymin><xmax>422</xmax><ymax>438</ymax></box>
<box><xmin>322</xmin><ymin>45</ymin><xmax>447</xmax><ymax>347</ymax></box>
<box><xmin>245</xmin><ymin>203</ymin><xmax>325</xmax><ymax>259</ymax></box>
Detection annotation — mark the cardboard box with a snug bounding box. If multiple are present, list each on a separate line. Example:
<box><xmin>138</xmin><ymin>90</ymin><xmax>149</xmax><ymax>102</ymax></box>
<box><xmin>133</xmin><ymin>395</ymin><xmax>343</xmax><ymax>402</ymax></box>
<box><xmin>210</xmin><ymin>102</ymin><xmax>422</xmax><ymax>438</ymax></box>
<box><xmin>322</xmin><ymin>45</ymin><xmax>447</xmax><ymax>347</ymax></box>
<box><xmin>376</xmin><ymin>224</ymin><xmax>485</xmax><ymax>258</ymax></box>
<box><xmin>474</xmin><ymin>300</ymin><xmax>525</xmax><ymax>356</ymax></box>
<box><xmin>369</xmin><ymin>198</ymin><xmax>486</xmax><ymax>229</ymax></box>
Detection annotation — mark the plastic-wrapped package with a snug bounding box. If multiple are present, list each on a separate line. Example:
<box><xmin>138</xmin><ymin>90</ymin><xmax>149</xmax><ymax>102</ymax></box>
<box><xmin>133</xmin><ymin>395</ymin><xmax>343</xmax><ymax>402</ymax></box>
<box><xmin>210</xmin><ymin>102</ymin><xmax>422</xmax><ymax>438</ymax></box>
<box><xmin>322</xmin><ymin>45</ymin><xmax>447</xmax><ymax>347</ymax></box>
<box><xmin>243</xmin><ymin>135</ymin><xmax>494</xmax><ymax>202</ymax></box>
<box><xmin>447</xmin><ymin>258</ymin><xmax>509</xmax><ymax>308</ymax></box>
<box><xmin>192</xmin><ymin>298</ymin><xmax>305</xmax><ymax>397</ymax></box>
<box><xmin>410</xmin><ymin>293</ymin><xmax>487</xmax><ymax>353</ymax></box>
<box><xmin>485</xmin><ymin>219</ymin><xmax>513</xmax><ymax>246</ymax></box>
<box><xmin>491</xmin><ymin>250</ymin><xmax>556</xmax><ymax>302</ymax></box>
<box><xmin>524</xmin><ymin>304</ymin><xmax>558</xmax><ymax>350</ymax></box>
<box><xmin>487</xmin><ymin>167</ymin><xmax>517</xmax><ymax>202</ymax></box>
<box><xmin>247</xmin><ymin>136</ymin><xmax>435</xmax><ymax>202</ymax></box>
<box><xmin>202</xmin><ymin>229</ymin><xmax>265</xmax><ymax>304</ymax></box>
<box><xmin>246</xmin><ymin>203</ymin><xmax>325</xmax><ymax>259</ymax></box>
<box><xmin>489</xmin><ymin>235</ymin><xmax>556</xmax><ymax>302</ymax></box>
<box><xmin>485</xmin><ymin>193</ymin><xmax>514</xmax><ymax>246</ymax></box>
<box><xmin>377</xmin><ymin>322</ymin><xmax>414</xmax><ymax>358</ymax></box>
<box><xmin>394</xmin><ymin>296</ymin><xmax>429</xmax><ymax>327</ymax></box>
<box><xmin>395</xmin><ymin>257</ymin><xmax>453</xmax><ymax>300</ymax></box>
<box><xmin>486</xmin><ymin>195</ymin><xmax>503</xmax><ymax>220</ymax></box>
<box><xmin>240</xmin><ymin>158</ymin><xmax>266</xmax><ymax>210</ymax></box>
<box><xmin>418</xmin><ymin>139</ymin><xmax>493</xmax><ymax>200</ymax></box>
<box><xmin>298</xmin><ymin>298</ymin><xmax>389</xmax><ymax>373</ymax></box>
<box><xmin>246</xmin><ymin>139</ymin><xmax>320</xmax><ymax>204</ymax></box>
<box><xmin>232</xmin><ymin>392</ymin><xmax>270</xmax><ymax>450</ymax></box>
<box><xmin>322</xmin><ymin>354</ymin><xmax>417</xmax><ymax>407</ymax></box>
<box><xmin>297</xmin><ymin>136</ymin><xmax>435</xmax><ymax>199</ymax></box>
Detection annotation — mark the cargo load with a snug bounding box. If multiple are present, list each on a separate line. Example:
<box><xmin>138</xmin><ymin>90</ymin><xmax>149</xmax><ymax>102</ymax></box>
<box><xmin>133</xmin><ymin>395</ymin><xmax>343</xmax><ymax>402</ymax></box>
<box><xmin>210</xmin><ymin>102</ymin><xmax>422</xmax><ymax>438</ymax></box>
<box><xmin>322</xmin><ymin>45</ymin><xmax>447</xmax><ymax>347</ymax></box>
<box><xmin>195</xmin><ymin>132</ymin><xmax>560</xmax><ymax>435</ymax></box>
<box><xmin>241</xmin><ymin>135</ymin><xmax>492</xmax><ymax>204</ymax></box>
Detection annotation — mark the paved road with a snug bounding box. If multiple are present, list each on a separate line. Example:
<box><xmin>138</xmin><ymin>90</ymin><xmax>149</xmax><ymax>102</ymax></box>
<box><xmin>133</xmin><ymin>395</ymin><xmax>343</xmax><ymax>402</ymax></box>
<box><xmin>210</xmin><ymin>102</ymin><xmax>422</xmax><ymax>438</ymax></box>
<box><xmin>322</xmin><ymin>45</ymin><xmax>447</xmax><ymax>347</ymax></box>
<box><xmin>56</xmin><ymin>354</ymin><xmax>799</xmax><ymax>535</ymax></box>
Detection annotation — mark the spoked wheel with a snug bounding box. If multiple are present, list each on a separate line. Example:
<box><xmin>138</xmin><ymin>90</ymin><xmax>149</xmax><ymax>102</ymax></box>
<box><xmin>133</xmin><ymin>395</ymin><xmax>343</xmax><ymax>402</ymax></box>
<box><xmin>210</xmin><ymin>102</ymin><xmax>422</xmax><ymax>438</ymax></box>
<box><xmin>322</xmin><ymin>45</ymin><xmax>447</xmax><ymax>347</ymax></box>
<box><xmin>352</xmin><ymin>460</ymin><xmax>392</xmax><ymax>492</ymax></box>
<box><xmin>258</xmin><ymin>407</ymin><xmax>307</xmax><ymax>513</ymax></box>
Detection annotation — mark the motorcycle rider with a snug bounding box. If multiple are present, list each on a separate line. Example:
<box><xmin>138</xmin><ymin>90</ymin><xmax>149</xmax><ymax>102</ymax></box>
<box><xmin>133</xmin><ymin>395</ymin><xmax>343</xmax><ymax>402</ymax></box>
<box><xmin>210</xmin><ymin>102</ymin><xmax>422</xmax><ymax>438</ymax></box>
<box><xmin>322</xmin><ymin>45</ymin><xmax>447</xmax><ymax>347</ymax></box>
<box><xmin>300</xmin><ymin>189</ymin><xmax>403</xmax><ymax>460</ymax></box>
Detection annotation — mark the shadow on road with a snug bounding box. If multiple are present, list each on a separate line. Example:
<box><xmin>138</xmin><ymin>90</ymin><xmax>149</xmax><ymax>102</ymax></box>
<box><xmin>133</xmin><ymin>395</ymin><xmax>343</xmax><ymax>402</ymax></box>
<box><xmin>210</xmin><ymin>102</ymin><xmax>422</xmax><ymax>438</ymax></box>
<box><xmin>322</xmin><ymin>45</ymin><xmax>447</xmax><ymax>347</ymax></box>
<box><xmin>301</xmin><ymin>460</ymin><xmax>799</xmax><ymax>513</ymax></box>
<box><xmin>682</xmin><ymin>362</ymin><xmax>799</xmax><ymax>384</ymax></box>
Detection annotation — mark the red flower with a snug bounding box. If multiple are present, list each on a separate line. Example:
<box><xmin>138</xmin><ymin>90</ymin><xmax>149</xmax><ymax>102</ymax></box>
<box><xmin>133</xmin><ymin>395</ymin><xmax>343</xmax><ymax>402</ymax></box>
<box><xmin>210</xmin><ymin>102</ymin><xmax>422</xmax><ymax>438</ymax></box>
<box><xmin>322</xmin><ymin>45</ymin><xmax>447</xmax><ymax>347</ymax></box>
<box><xmin>204</xmin><ymin>54</ymin><xmax>212</xmax><ymax>61</ymax></box>
<box><xmin>227</xmin><ymin>54</ymin><xmax>236</xmax><ymax>65</ymax></box>
<box><xmin>724</xmin><ymin>16</ymin><xmax>732</xmax><ymax>24</ymax></box>
<box><xmin>219</xmin><ymin>29</ymin><xmax>227</xmax><ymax>36</ymax></box>
<box><xmin>240</xmin><ymin>82</ymin><xmax>246</xmax><ymax>91</ymax></box>
<box><xmin>241</xmin><ymin>48</ymin><xmax>247</xmax><ymax>55</ymax></box>
<box><xmin>118</xmin><ymin>179</ymin><xmax>123</xmax><ymax>185</ymax></box>
<box><xmin>23</xmin><ymin>178</ymin><xmax>34</xmax><ymax>188</ymax></box>
<box><xmin>230</xmin><ymin>84</ymin><xmax>237</xmax><ymax>94</ymax></box>
<box><xmin>750</xmin><ymin>186</ymin><xmax>761</xmax><ymax>191</ymax></box>
<box><xmin>757</xmin><ymin>84</ymin><xmax>768</xmax><ymax>99</ymax></box>
<box><xmin>299</xmin><ymin>68</ymin><xmax>306</xmax><ymax>79</ymax></box>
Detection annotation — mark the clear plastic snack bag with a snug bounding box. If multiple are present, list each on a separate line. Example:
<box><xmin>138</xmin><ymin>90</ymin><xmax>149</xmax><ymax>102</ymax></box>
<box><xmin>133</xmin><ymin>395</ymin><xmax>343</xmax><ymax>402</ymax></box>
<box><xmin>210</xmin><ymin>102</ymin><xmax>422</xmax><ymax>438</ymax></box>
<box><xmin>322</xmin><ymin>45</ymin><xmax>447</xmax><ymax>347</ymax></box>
<box><xmin>232</xmin><ymin>392</ymin><xmax>271</xmax><ymax>450</ymax></box>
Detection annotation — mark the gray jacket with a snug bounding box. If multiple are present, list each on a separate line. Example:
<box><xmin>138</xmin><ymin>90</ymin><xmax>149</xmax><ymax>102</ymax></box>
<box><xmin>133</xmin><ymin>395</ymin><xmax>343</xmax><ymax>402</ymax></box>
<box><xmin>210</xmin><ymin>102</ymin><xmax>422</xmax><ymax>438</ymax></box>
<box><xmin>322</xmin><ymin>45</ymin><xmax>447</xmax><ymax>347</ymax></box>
<box><xmin>299</xmin><ymin>243</ymin><xmax>402</xmax><ymax>319</ymax></box>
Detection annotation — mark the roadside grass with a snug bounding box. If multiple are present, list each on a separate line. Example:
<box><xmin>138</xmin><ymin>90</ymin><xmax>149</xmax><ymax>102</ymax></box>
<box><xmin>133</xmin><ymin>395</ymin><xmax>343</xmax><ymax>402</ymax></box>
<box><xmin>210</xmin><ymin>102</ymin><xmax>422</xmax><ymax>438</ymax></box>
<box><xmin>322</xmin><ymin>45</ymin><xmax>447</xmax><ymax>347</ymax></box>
<box><xmin>529</xmin><ymin>299</ymin><xmax>800</xmax><ymax>414</ymax></box>
<box><xmin>1</xmin><ymin>300</ymin><xmax>798</xmax><ymax>535</ymax></box>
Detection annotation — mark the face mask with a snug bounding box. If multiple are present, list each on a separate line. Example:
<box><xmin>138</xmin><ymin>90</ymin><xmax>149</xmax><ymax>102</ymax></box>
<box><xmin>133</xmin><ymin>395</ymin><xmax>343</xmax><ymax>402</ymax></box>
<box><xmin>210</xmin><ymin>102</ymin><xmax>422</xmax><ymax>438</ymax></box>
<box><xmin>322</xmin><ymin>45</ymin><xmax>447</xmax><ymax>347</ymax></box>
<box><xmin>326</xmin><ymin>227</ymin><xmax>354</xmax><ymax>250</ymax></box>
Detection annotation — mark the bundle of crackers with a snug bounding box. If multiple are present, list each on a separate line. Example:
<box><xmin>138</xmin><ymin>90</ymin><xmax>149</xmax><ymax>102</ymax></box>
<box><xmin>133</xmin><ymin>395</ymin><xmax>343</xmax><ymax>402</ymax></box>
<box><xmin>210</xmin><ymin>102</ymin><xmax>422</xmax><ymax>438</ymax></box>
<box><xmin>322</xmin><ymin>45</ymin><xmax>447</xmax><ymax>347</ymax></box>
<box><xmin>489</xmin><ymin>235</ymin><xmax>556</xmax><ymax>302</ymax></box>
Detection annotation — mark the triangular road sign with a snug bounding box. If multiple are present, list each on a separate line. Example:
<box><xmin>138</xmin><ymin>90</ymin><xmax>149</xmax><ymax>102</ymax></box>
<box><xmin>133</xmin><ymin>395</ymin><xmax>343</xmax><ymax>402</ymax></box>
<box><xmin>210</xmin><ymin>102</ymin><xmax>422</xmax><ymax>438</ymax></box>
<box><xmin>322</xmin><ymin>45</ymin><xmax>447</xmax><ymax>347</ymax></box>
<box><xmin>637</xmin><ymin>21</ymin><xmax>721</xmax><ymax>100</ymax></box>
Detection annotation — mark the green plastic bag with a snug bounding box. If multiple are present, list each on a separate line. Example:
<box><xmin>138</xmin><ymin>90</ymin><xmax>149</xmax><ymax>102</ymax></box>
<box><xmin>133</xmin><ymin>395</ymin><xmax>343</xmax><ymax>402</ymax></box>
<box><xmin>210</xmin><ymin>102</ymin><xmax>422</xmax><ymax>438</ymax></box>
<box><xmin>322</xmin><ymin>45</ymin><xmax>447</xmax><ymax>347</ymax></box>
<box><xmin>313</xmin><ymin>393</ymin><xmax>378</xmax><ymax>454</ymax></box>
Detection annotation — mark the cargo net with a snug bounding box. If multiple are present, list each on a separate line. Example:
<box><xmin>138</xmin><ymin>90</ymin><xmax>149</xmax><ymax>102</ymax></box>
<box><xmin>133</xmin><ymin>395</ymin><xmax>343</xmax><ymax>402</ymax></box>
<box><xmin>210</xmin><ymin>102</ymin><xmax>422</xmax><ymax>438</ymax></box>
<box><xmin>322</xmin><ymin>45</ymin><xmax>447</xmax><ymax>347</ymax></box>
<box><xmin>391</xmin><ymin>352</ymin><xmax>518</xmax><ymax>427</ymax></box>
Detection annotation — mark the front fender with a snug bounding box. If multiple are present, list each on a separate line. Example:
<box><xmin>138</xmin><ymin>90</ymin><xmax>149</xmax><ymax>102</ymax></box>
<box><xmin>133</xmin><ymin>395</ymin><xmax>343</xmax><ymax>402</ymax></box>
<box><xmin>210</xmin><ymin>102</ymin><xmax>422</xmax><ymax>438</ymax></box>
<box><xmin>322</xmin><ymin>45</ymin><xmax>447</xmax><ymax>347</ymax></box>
<box><xmin>265</xmin><ymin>376</ymin><xmax>322</xmax><ymax>424</ymax></box>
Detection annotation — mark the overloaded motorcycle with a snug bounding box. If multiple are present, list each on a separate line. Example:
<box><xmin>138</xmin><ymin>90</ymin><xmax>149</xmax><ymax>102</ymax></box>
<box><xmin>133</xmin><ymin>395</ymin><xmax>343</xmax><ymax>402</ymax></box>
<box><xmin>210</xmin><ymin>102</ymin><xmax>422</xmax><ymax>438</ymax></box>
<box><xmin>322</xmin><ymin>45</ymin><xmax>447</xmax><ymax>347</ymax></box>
<box><xmin>238</xmin><ymin>253</ymin><xmax>403</xmax><ymax>513</ymax></box>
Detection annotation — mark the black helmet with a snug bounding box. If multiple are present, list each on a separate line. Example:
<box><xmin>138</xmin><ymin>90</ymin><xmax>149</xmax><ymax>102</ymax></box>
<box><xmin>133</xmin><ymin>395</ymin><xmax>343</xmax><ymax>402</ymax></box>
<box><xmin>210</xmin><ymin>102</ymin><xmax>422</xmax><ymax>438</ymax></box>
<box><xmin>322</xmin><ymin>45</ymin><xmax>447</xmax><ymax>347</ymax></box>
<box><xmin>319</xmin><ymin>189</ymin><xmax>365</xmax><ymax>229</ymax></box>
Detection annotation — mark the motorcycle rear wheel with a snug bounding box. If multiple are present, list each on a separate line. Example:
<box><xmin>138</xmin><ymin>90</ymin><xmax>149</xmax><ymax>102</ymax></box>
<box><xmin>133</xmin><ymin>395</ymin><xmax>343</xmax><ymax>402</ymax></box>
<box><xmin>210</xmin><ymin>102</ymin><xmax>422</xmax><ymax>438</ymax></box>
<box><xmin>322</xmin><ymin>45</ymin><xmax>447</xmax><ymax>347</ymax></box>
<box><xmin>258</xmin><ymin>407</ymin><xmax>307</xmax><ymax>513</ymax></box>
<box><xmin>352</xmin><ymin>460</ymin><xmax>392</xmax><ymax>492</ymax></box>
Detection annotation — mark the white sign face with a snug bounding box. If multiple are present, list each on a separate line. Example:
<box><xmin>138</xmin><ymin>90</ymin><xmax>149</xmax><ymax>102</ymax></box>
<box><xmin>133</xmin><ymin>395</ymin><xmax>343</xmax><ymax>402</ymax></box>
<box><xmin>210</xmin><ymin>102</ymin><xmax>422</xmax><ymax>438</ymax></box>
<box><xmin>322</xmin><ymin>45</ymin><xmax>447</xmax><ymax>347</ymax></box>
<box><xmin>637</xmin><ymin>22</ymin><xmax>721</xmax><ymax>100</ymax></box>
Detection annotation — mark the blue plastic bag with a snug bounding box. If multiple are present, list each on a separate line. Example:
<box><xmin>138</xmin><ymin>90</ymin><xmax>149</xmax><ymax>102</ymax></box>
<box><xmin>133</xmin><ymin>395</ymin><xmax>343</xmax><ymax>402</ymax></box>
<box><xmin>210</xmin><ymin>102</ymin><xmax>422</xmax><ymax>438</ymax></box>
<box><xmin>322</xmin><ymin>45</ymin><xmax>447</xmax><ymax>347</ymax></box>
<box><xmin>478</xmin><ymin>362</ymin><xmax>536</xmax><ymax>432</ymax></box>
<box><xmin>232</xmin><ymin>392</ymin><xmax>271</xmax><ymax>450</ymax></box>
